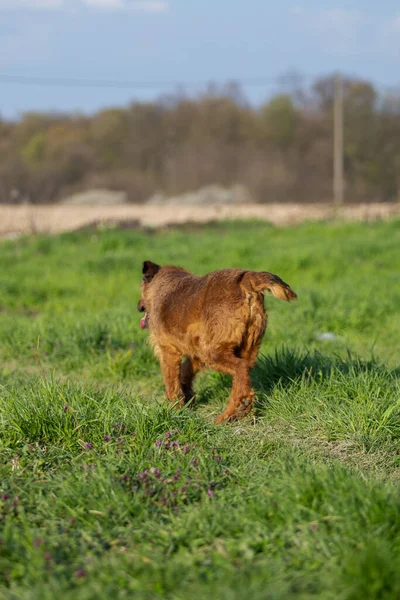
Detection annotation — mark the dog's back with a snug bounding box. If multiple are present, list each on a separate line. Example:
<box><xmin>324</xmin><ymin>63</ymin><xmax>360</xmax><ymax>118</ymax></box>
<box><xmin>146</xmin><ymin>267</ymin><xmax>296</xmax><ymax>363</ymax></box>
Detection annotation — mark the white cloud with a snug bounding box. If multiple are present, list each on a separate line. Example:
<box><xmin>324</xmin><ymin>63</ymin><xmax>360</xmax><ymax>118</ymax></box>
<box><xmin>82</xmin><ymin>0</ymin><xmax>124</xmax><ymax>9</ymax></box>
<box><xmin>291</xmin><ymin>6</ymin><xmax>365</xmax><ymax>36</ymax></box>
<box><xmin>374</xmin><ymin>16</ymin><xmax>400</xmax><ymax>60</ymax></box>
<box><xmin>289</xmin><ymin>7</ymin><xmax>400</xmax><ymax>61</ymax></box>
<box><xmin>289</xmin><ymin>5</ymin><xmax>304</xmax><ymax>17</ymax></box>
<box><xmin>0</xmin><ymin>0</ymin><xmax>169</xmax><ymax>11</ymax></box>
<box><xmin>130</xmin><ymin>1</ymin><xmax>168</xmax><ymax>12</ymax></box>
<box><xmin>319</xmin><ymin>8</ymin><xmax>364</xmax><ymax>38</ymax></box>
<box><xmin>289</xmin><ymin>6</ymin><xmax>370</xmax><ymax>56</ymax></box>
<box><xmin>0</xmin><ymin>21</ymin><xmax>57</xmax><ymax>68</ymax></box>
<box><xmin>389</xmin><ymin>15</ymin><xmax>400</xmax><ymax>33</ymax></box>
<box><xmin>81</xmin><ymin>0</ymin><xmax>168</xmax><ymax>11</ymax></box>
<box><xmin>0</xmin><ymin>0</ymin><xmax>62</xmax><ymax>8</ymax></box>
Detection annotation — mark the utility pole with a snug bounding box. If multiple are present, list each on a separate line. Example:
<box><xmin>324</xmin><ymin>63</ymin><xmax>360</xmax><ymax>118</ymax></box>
<box><xmin>166</xmin><ymin>111</ymin><xmax>177</xmax><ymax>196</ymax></box>
<box><xmin>333</xmin><ymin>74</ymin><xmax>344</xmax><ymax>205</ymax></box>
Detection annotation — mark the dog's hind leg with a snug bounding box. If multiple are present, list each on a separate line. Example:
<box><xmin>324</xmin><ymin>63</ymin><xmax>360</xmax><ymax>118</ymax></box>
<box><xmin>159</xmin><ymin>348</ymin><xmax>185</xmax><ymax>408</ymax></box>
<box><xmin>207</xmin><ymin>349</ymin><xmax>254</xmax><ymax>424</ymax></box>
<box><xmin>180</xmin><ymin>357</ymin><xmax>203</xmax><ymax>406</ymax></box>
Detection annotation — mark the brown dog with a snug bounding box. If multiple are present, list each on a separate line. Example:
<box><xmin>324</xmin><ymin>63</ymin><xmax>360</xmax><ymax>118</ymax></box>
<box><xmin>138</xmin><ymin>261</ymin><xmax>297</xmax><ymax>423</ymax></box>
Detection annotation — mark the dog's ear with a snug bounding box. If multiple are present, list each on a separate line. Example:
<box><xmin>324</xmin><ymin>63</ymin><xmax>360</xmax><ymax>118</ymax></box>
<box><xmin>142</xmin><ymin>260</ymin><xmax>160</xmax><ymax>283</ymax></box>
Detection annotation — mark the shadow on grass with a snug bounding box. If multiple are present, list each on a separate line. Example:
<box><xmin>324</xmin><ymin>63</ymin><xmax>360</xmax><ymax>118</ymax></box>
<box><xmin>195</xmin><ymin>346</ymin><xmax>400</xmax><ymax>411</ymax></box>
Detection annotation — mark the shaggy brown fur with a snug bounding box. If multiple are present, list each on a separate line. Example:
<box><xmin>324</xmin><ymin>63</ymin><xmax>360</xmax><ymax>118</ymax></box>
<box><xmin>138</xmin><ymin>261</ymin><xmax>297</xmax><ymax>423</ymax></box>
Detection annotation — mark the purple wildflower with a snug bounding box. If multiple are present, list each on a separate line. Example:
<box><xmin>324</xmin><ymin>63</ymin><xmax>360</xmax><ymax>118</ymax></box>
<box><xmin>85</xmin><ymin>443</ymin><xmax>94</xmax><ymax>450</ymax></box>
<box><xmin>192</xmin><ymin>458</ymin><xmax>198</xmax><ymax>467</ymax></box>
<box><xmin>155</xmin><ymin>440</ymin><xmax>162</xmax><ymax>447</ymax></box>
<box><xmin>63</xmin><ymin>405</ymin><xmax>70</xmax><ymax>412</ymax></box>
<box><xmin>103</xmin><ymin>435</ymin><xmax>112</xmax><ymax>442</ymax></box>
<box><xmin>215</xmin><ymin>455</ymin><xmax>222</xmax><ymax>463</ymax></box>
<box><xmin>113</xmin><ymin>423</ymin><xmax>126</xmax><ymax>432</ymax></box>
<box><xmin>75</xmin><ymin>569</ymin><xmax>87</xmax><ymax>578</ymax></box>
<box><xmin>207</xmin><ymin>489</ymin><xmax>215</xmax><ymax>498</ymax></box>
<box><xmin>181</xmin><ymin>445</ymin><xmax>190</xmax><ymax>455</ymax></box>
<box><xmin>1</xmin><ymin>493</ymin><xmax>9</xmax><ymax>501</ymax></box>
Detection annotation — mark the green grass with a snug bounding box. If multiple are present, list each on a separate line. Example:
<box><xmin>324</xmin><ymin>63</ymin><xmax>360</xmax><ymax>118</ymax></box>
<box><xmin>1</xmin><ymin>219</ymin><xmax>400</xmax><ymax>599</ymax></box>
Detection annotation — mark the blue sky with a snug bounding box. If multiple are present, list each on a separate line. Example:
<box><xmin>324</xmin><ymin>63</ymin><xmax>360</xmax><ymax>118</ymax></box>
<box><xmin>1</xmin><ymin>0</ymin><xmax>399</xmax><ymax>119</ymax></box>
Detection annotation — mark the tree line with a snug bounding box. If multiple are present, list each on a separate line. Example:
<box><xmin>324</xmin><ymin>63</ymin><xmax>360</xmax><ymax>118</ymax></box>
<box><xmin>1</xmin><ymin>74</ymin><xmax>399</xmax><ymax>204</ymax></box>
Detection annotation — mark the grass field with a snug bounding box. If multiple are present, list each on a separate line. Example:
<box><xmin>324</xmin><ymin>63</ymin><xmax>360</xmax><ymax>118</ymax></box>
<box><xmin>1</xmin><ymin>219</ymin><xmax>400</xmax><ymax>599</ymax></box>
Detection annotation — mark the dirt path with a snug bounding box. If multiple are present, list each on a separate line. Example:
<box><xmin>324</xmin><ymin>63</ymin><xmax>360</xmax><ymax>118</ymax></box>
<box><xmin>1</xmin><ymin>203</ymin><xmax>400</xmax><ymax>237</ymax></box>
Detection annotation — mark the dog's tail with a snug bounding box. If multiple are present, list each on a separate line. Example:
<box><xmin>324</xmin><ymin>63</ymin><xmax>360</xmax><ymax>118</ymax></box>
<box><xmin>246</xmin><ymin>271</ymin><xmax>297</xmax><ymax>302</ymax></box>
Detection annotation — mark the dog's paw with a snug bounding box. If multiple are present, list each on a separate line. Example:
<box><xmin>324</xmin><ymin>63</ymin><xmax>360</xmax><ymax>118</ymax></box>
<box><xmin>216</xmin><ymin>411</ymin><xmax>236</xmax><ymax>425</ymax></box>
<box><xmin>234</xmin><ymin>393</ymin><xmax>254</xmax><ymax>419</ymax></box>
<box><xmin>216</xmin><ymin>392</ymin><xmax>255</xmax><ymax>424</ymax></box>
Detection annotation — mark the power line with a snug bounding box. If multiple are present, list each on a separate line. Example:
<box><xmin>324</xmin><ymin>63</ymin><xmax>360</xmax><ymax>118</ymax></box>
<box><xmin>0</xmin><ymin>72</ymin><xmax>398</xmax><ymax>92</ymax></box>
<box><xmin>0</xmin><ymin>72</ymin><xmax>314</xmax><ymax>89</ymax></box>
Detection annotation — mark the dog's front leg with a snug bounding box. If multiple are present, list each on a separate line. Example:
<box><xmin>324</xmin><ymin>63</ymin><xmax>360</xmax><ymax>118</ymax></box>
<box><xmin>159</xmin><ymin>348</ymin><xmax>185</xmax><ymax>407</ymax></box>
